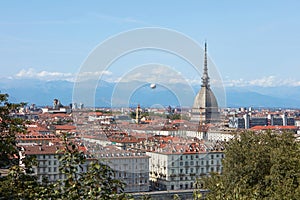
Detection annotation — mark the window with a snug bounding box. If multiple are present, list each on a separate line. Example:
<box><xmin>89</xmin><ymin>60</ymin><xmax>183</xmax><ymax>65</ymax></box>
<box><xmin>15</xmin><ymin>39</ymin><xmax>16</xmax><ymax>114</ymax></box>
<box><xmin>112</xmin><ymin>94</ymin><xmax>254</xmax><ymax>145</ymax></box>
<box><xmin>180</xmin><ymin>156</ymin><xmax>182</xmax><ymax>160</ymax></box>
<box><xmin>172</xmin><ymin>162</ymin><xmax>174</xmax><ymax>166</ymax></box>
<box><xmin>171</xmin><ymin>169</ymin><xmax>175</xmax><ymax>174</ymax></box>
<box><xmin>190</xmin><ymin>161</ymin><xmax>194</xmax><ymax>165</ymax></box>
<box><xmin>180</xmin><ymin>162</ymin><xmax>183</xmax><ymax>166</ymax></box>
<box><xmin>211</xmin><ymin>160</ymin><xmax>214</xmax><ymax>165</ymax></box>
<box><xmin>211</xmin><ymin>155</ymin><xmax>214</xmax><ymax>159</ymax></box>
<box><xmin>191</xmin><ymin>155</ymin><xmax>193</xmax><ymax>160</ymax></box>
<box><xmin>196</xmin><ymin>155</ymin><xmax>199</xmax><ymax>158</ymax></box>
<box><xmin>180</xmin><ymin>169</ymin><xmax>183</xmax><ymax>173</ymax></box>
<box><xmin>171</xmin><ymin>185</ymin><xmax>174</xmax><ymax>190</ymax></box>
<box><xmin>53</xmin><ymin>167</ymin><xmax>57</xmax><ymax>172</ymax></box>
<box><xmin>185</xmin><ymin>161</ymin><xmax>188</xmax><ymax>166</ymax></box>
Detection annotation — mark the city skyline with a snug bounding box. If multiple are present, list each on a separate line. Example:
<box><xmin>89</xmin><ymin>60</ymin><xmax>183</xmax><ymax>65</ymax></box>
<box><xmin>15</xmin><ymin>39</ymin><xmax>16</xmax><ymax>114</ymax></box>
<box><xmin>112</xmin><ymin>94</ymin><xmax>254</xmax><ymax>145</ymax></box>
<box><xmin>2</xmin><ymin>2</ymin><xmax>300</xmax><ymax>198</ymax></box>
<box><xmin>1</xmin><ymin>1</ymin><xmax>300</xmax><ymax>88</ymax></box>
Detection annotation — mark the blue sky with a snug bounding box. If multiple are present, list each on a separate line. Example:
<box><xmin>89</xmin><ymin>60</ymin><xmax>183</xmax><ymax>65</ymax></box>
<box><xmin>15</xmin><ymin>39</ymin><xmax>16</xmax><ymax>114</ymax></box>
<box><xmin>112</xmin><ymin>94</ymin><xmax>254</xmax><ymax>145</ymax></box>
<box><xmin>1</xmin><ymin>0</ymin><xmax>300</xmax><ymax>87</ymax></box>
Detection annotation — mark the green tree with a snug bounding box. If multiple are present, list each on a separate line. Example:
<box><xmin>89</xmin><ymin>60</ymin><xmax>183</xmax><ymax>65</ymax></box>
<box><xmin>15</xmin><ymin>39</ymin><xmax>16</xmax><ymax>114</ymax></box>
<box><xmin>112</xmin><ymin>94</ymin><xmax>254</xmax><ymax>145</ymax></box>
<box><xmin>173</xmin><ymin>194</ymin><xmax>181</xmax><ymax>200</ymax></box>
<box><xmin>0</xmin><ymin>93</ymin><xmax>128</xmax><ymax>199</ymax></box>
<box><xmin>0</xmin><ymin>93</ymin><xmax>26</xmax><ymax>168</ymax></box>
<box><xmin>200</xmin><ymin>131</ymin><xmax>300</xmax><ymax>200</ymax></box>
<box><xmin>167</xmin><ymin>113</ymin><xmax>181</xmax><ymax>120</ymax></box>
<box><xmin>49</xmin><ymin>134</ymin><xmax>127</xmax><ymax>200</ymax></box>
<box><xmin>0</xmin><ymin>164</ymin><xmax>41</xmax><ymax>199</ymax></box>
<box><xmin>0</xmin><ymin>93</ymin><xmax>40</xmax><ymax>199</ymax></box>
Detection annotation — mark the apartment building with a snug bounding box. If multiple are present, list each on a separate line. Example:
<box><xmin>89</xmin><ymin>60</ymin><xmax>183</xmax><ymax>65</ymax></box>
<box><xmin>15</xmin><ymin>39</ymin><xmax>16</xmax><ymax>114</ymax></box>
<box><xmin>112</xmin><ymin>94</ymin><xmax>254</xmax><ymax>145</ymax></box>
<box><xmin>83</xmin><ymin>142</ymin><xmax>150</xmax><ymax>193</ymax></box>
<box><xmin>20</xmin><ymin>145</ymin><xmax>64</xmax><ymax>182</ymax></box>
<box><xmin>147</xmin><ymin>143</ymin><xmax>224</xmax><ymax>191</ymax></box>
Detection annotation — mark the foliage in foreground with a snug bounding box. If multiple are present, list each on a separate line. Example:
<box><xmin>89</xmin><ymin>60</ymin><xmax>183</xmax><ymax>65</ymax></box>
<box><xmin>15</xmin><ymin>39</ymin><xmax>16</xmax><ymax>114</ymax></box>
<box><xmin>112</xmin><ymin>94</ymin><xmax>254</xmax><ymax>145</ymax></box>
<box><xmin>0</xmin><ymin>93</ymin><xmax>128</xmax><ymax>199</ymax></box>
<box><xmin>0</xmin><ymin>93</ymin><xmax>26</xmax><ymax>168</ymax></box>
<box><xmin>0</xmin><ymin>136</ymin><xmax>128</xmax><ymax>200</ymax></box>
<box><xmin>200</xmin><ymin>131</ymin><xmax>300</xmax><ymax>200</ymax></box>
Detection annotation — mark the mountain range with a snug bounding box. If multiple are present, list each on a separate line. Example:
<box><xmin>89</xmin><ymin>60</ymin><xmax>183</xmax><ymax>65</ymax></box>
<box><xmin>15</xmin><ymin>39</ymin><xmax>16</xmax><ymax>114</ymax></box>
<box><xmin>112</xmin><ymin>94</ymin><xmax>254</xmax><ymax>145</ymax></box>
<box><xmin>1</xmin><ymin>78</ymin><xmax>300</xmax><ymax>109</ymax></box>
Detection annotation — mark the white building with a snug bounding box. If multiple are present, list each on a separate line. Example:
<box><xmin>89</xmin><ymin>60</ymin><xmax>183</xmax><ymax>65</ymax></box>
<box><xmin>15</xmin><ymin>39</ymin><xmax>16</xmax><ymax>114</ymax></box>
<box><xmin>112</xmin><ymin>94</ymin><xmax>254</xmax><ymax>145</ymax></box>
<box><xmin>206</xmin><ymin>130</ymin><xmax>235</xmax><ymax>141</ymax></box>
<box><xmin>20</xmin><ymin>145</ymin><xmax>66</xmax><ymax>182</ymax></box>
<box><xmin>147</xmin><ymin>148</ymin><xmax>224</xmax><ymax>191</ymax></box>
<box><xmin>84</xmin><ymin>143</ymin><xmax>150</xmax><ymax>193</ymax></box>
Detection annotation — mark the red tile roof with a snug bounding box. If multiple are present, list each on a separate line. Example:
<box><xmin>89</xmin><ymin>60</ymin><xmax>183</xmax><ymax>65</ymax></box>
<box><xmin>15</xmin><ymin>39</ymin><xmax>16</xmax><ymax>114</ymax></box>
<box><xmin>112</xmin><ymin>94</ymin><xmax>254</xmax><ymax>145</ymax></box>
<box><xmin>251</xmin><ymin>125</ymin><xmax>298</xmax><ymax>131</ymax></box>
<box><xmin>55</xmin><ymin>125</ymin><xmax>76</xmax><ymax>130</ymax></box>
<box><xmin>22</xmin><ymin>145</ymin><xmax>61</xmax><ymax>155</ymax></box>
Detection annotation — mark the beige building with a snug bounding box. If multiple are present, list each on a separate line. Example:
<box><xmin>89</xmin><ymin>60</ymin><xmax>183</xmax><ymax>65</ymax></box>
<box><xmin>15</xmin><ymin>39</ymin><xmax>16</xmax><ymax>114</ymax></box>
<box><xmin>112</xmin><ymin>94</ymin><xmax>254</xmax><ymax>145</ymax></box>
<box><xmin>147</xmin><ymin>143</ymin><xmax>224</xmax><ymax>191</ymax></box>
<box><xmin>20</xmin><ymin>145</ymin><xmax>67</xmax><ymax>183</ymax></box>
<box><xmin>84</xmin><ymin>142</ymin><xmax>150</xmax><ymax>193</ymax></box>
<box><xmin>191</xmin><ymin>43</ymin><xmax>219</xmax><ymax>124</ymax></box>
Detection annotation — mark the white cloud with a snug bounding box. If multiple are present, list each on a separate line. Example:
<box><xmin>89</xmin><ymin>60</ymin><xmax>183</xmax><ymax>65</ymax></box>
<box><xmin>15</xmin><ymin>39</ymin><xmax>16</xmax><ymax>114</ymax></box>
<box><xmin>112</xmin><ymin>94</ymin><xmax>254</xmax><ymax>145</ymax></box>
<box><xmin>14</xmin><ymin>68</ymin><xmax>112</xmax><ymax>82</ymax></box>
<box><xmin>114</xmin><ymin>66</ymin><xmax>188</xmax><ymax>84</ymax></box>
<box><xmin>77</xmin><ymin>71</ymin><xmax>112</xmax><ymax>77</ymax></box>
<box><xmin>76</xmin><ymin>70</ymin><xmax>112</xmax><ymax>82</ymax></box>
<box><xmin>13</xmin><ymin>69</ymin><xmax>300</xmax><ymax>88</ymax></box>
<box><xmin>225</xmin><ymin>76</ymin><xmax>300</xmax><ymax>87</ymax></box>
<box><xmin>15</xmin><ymin>68</ymin><xmax>74</xmax><ymax>81</ymax></box>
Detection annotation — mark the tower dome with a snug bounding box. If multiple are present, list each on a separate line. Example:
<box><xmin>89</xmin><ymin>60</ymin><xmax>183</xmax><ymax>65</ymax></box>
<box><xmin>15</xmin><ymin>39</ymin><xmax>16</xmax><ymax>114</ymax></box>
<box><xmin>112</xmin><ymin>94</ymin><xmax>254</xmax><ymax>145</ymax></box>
<box><xmin>191</xmin><ymin>42</ymin><xmax>219</xmax><ymax>124</ymax></box>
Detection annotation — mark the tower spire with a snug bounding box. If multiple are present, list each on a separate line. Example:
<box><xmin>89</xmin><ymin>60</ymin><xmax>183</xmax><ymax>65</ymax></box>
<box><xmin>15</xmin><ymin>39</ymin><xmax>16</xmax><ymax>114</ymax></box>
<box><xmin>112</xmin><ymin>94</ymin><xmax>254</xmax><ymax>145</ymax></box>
<box><xmin>202</xmin><ymin>41</ymin><xmax>209</xmax><ymax>87</ymax></box>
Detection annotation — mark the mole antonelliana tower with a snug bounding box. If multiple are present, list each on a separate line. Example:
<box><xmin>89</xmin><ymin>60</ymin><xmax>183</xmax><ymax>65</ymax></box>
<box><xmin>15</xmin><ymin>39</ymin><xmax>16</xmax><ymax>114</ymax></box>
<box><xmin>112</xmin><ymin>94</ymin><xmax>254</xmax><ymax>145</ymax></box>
<box><xmin>191</xmin><ymin>42</ymin><xmax>219</xmax><ymax>124</ymax></box>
